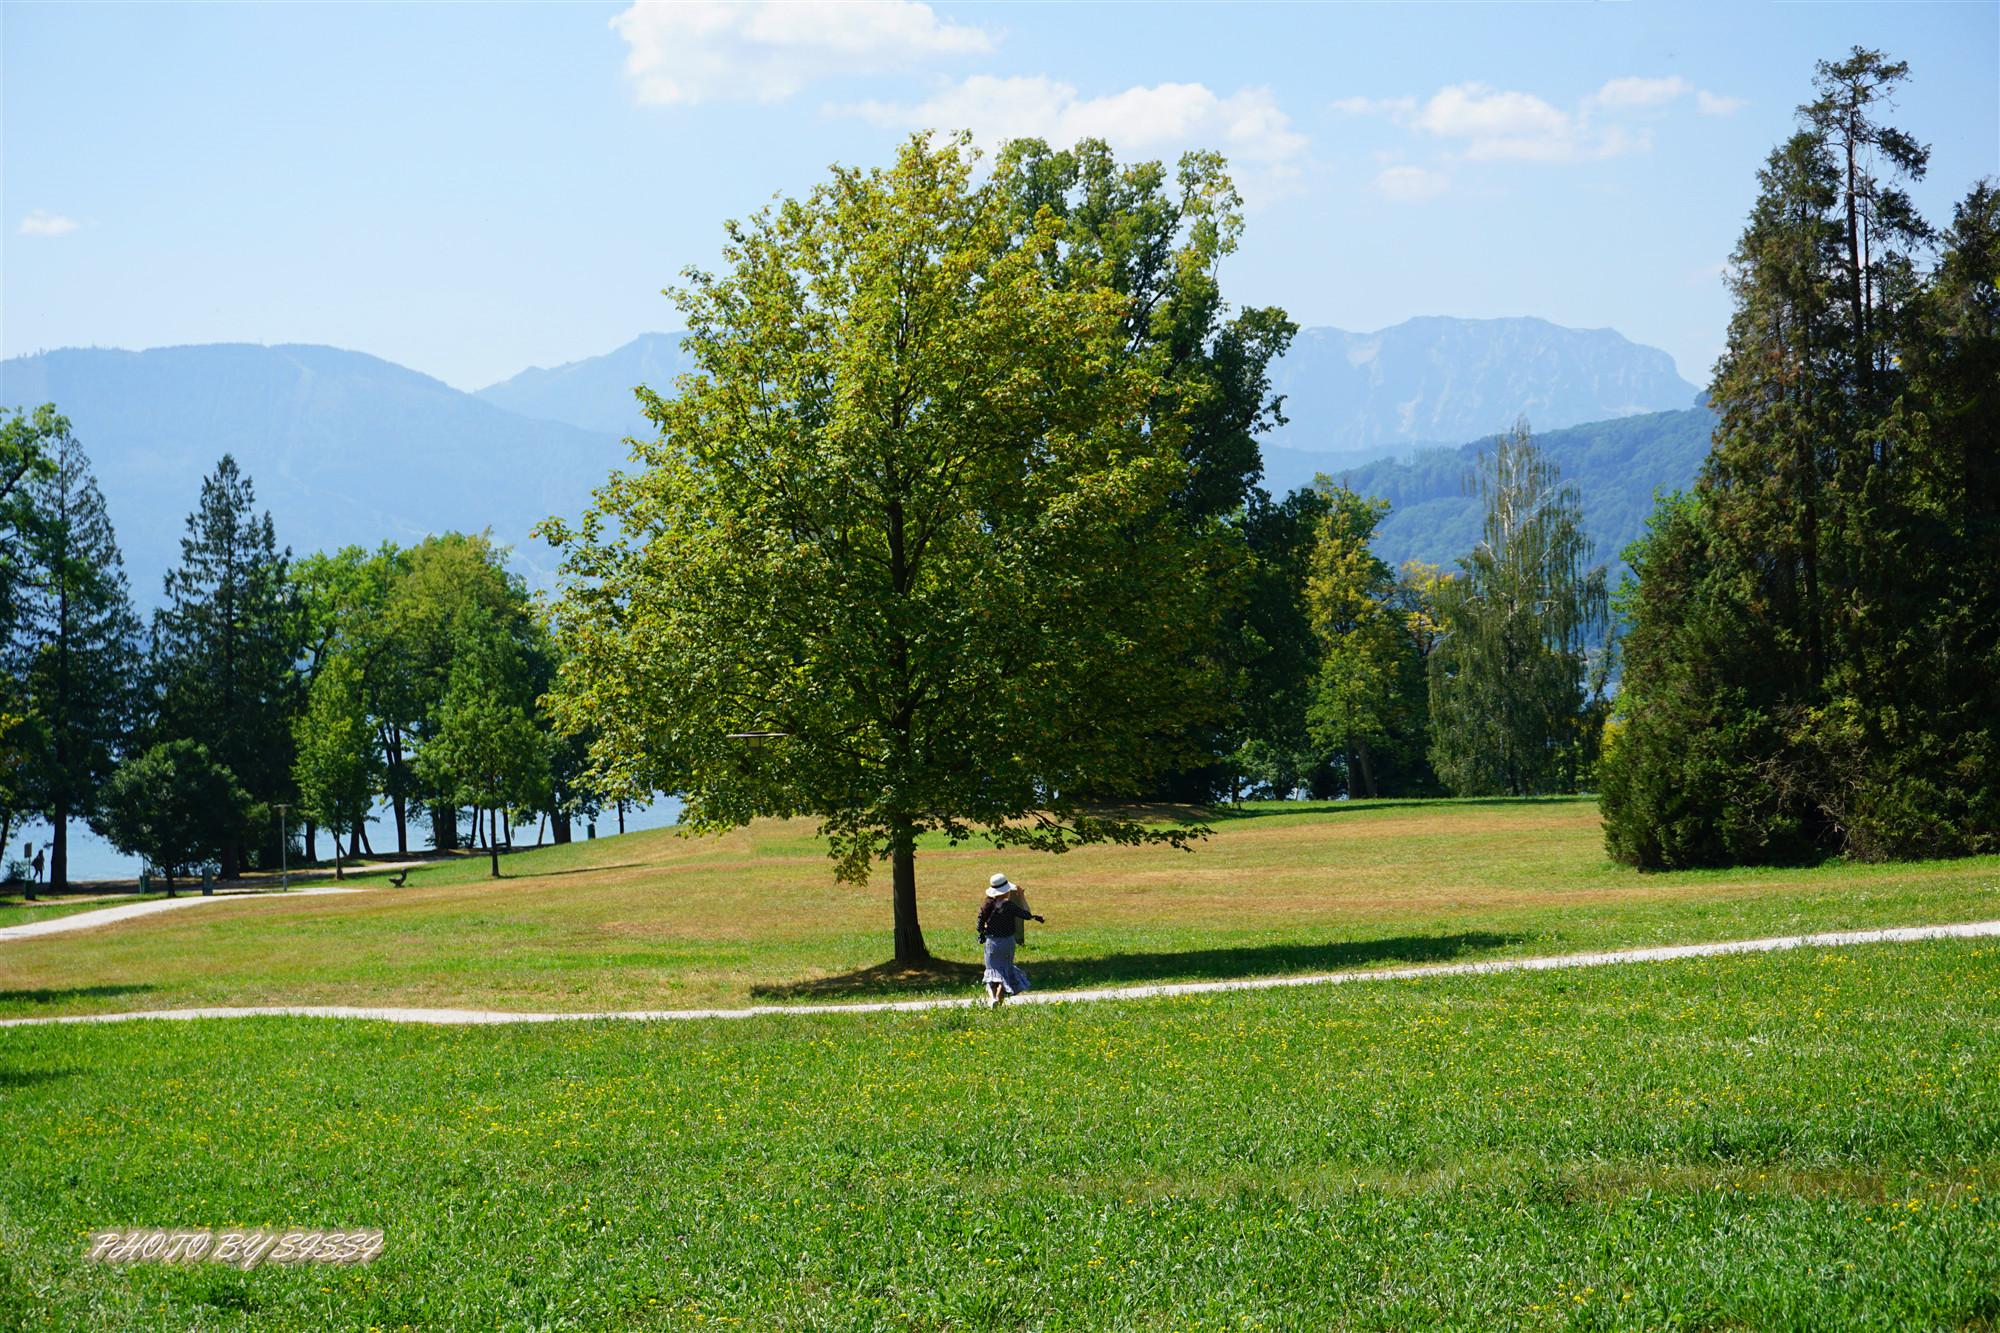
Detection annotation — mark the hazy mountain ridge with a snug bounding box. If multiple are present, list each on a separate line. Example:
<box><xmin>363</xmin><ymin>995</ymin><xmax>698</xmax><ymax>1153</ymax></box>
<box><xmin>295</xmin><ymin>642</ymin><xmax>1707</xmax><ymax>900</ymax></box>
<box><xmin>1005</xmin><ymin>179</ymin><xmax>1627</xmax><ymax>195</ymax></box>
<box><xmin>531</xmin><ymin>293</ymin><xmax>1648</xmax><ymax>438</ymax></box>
<box><xmin>475</xmin><ymin>317</ymin><xmax>1702</xmax><ymax>455</ymax></box>
<box><xmin>1330</xmin><ymin>406</ymin><xmax>1718</xmax><ymax>578</ymax></box>
<box><xmin>0</xmin><ymin>343</ymin><xmax>628</xmax><ymax>601</ymax></box>
<box><xmin>475</xmin><ymin>332</ymin><xmax>697</xmax><ymax>437</ymax></box>
<box><xmin>1263</xmin><ymin>317</ymin><xmax>1700</xmax><ymax>453</ymax></box>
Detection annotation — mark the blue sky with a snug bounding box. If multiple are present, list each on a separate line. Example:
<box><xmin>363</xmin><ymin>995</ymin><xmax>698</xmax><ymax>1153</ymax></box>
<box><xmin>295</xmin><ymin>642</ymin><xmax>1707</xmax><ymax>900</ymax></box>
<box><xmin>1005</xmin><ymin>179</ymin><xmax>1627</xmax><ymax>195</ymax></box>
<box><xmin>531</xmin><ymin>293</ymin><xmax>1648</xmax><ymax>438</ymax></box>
<box><xmin>4</xmin><ymin>1</ymin><xmax>1995</xmax><ymax>392</ymax></box>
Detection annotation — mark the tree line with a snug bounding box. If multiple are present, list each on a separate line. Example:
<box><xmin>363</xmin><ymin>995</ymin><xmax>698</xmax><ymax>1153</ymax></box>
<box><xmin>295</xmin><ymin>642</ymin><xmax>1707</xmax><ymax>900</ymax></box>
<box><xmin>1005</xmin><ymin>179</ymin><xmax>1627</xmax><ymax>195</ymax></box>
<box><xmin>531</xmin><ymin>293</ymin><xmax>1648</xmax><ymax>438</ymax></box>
<box><xmin>0</xmin><ymin>436</ymin><xmax>604</xmax><ymax>896</ymax></box>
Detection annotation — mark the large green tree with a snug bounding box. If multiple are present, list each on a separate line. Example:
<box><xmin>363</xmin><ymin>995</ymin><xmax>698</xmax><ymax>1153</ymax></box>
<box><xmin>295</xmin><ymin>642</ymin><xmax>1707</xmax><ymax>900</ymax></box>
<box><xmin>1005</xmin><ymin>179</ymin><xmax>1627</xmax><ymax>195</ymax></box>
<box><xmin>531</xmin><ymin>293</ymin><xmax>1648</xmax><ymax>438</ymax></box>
<box><xmin>0</xmin><ymin>407</ymin><xmax>62</xmax><ymax>864</ymax></box>
<box><xmin>150</xmin><ymin>456</ymin><xmax>303</xmax><ymax>878</ymax></box>
<box><xmin>543</xmin><ymin>133</ymin><xmax>1226</xmax><ymax>963</ymax></box>
<box><xmin>291</xmin><ymin>655</ymin><xmax>379</xmax><ymax>879</ymax></box>
<box><xmin>991</xmin><ymin>139</ymin><xmax>1303</xmax><ymax>801</ymax></box>
<box><xmin>418</xmin><ymin>610</ymin><xmax>550</xmax><ymax>877</ymax></box>
<box><xmin>1304</xmin><ymin>487</ymin><xmax>1443</xmax><ymax>799</ymax></box>
<box><xmin>1603</xmin><ymin>51</ymin><xmax>1998</xmax><ymax>865</ymax></box>
<box><xmin>1427</xmin><ymin>424</ymin><xmax>1610</xmax><ymax>797</ymax></box>
<box><xmin>386</xmin><ymin>532</ymin><xmax>540</xmax><ymax>853</ymax></box>
<box><xmin>97</xmin><ymin>739</ymin><xmax>252</xmax><ymax>896</ymax></box>
<box><xmin>18</xmin><ymin>425</ymin><xmax>140</xmax><ymax>889</ymax></box>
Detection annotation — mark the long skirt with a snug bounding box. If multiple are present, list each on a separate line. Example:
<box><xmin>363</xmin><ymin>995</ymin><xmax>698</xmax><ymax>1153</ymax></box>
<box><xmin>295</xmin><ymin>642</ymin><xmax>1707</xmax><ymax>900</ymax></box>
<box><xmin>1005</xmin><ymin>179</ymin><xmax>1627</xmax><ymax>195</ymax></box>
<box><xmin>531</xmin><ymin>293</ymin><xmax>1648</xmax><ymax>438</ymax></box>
<box><xmin>982</xmin><ymin>934</ymin><xmax>1031</xmax><ymax>995</ymax></box>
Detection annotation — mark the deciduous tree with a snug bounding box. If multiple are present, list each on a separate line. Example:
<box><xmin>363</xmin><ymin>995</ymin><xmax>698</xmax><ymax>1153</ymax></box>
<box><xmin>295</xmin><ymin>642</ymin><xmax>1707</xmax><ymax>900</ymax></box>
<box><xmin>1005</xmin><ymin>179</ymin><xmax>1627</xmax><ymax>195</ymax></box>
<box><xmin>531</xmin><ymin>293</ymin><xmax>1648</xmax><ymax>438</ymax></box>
<box><xmin>292</xmin><ymin>656</ymin><xmax>379</xmax><ymax>879</ymax></box>
<box><xmin>1427</xmin><ymin>424</ymin><xmax>1610</xmax><ymax>797</ymax></box>
<box><xmin>97</xmin><ymin>740</ymin><xmax>251</xmax><ymax>896</ymax></box>
<box><xmin>542</xmin><ymin>134</ymin><xmax>1226</xmax><ymax>962</ymax></box>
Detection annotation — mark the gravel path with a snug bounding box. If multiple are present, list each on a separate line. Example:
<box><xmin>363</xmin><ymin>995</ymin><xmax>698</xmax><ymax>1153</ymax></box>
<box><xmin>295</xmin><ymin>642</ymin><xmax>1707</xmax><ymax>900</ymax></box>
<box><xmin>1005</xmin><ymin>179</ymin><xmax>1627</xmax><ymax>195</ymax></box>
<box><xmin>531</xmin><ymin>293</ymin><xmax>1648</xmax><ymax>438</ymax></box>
<box><xmin>3</xmin><ymin>919</ymin><xmax>1994</xmax><ymax>1030</ymax></box>
<box><xmin>0</xmin><ymin>886</ymin><xmax>366</xmax><ymax>942</ymax></box>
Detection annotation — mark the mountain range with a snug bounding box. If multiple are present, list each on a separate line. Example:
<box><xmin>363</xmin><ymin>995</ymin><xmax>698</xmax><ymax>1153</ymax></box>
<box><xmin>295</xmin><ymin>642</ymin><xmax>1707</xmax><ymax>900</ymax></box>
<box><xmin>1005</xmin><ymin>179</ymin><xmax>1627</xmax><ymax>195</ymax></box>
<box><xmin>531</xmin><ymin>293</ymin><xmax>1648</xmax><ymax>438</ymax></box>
<box><xmin>0</xmin><ymin>343</ymin><xmax>626</xmax><ymax>598</ymax></box>
<box><xmin>1</xmin><ymin>316</ymin><xmax>1713</xmax><ymax>605</ymax></box>
<box><xmin>472</xmin><ymin>317</ymin><xmax>1702</xmax><ymax>454</ymax></box>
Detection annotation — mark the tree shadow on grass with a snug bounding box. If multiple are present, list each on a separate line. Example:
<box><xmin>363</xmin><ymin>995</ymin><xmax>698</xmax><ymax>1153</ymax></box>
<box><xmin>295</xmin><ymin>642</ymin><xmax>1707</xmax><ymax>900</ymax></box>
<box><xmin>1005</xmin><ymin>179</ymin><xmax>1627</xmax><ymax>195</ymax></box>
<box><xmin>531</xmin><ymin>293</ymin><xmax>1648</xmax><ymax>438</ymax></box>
<box><xmin>0</xmin><ymin>1067</ymin><xmax>84</xmax><ymax>1089</ymax></box>
<box><xmin>752</xmin><ymin>932</ymin><xmax>1530</xmax><ymax>1002</ymax></box>
<box><xmin>0</xmin><ymin>984</ymin><xmax>158</xmax><ymax>1007</ymax></box>
<box><xmin>753</xmin><ymin>958</ymin><xmax>983</xmax><ymax>1000</ymax></box>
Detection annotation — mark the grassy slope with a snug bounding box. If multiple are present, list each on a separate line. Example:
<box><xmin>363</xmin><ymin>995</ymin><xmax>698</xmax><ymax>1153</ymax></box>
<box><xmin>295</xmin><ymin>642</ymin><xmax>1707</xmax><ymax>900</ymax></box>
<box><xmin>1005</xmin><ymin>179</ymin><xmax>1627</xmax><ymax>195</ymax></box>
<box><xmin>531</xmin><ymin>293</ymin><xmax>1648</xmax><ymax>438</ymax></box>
<box><xmin>2</xmin><ymin>797</ymin><xmax>1997</xmax><ymax>1019</ymax></box>
<box><xmin>0</xmin><ymin>938</ymin><xmax>1994</xmax><ymax>1330</ymax></box>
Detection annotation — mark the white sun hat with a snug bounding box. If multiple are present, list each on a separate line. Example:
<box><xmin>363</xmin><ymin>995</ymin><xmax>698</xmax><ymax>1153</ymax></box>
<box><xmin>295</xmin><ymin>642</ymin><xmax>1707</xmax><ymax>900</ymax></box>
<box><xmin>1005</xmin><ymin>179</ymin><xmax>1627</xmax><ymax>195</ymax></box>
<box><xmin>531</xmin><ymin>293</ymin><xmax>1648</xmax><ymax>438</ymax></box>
<box><xmin>986</xmin><ymin>873</ymin><xmax>1014</xmax><ymax>897</ymax></box>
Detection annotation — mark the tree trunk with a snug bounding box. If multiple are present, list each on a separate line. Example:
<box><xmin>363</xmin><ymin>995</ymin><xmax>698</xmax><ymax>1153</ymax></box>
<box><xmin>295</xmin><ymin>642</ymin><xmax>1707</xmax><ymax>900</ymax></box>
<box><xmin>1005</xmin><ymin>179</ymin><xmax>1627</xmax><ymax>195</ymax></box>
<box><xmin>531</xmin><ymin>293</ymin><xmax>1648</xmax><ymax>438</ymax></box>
<box><xmin>393</xmin><ymin>791</ymin><xmax>407</xmax><ymax>856</ymax></box>
<box><xmin>889</xmin><ymin>817</ymin><xmax>929</xmax><ymax>964</ymax></box>
<box><xmin>333</xmin><ymin>825</ymin><xmax>344</xmax><ymax>881</ymax></box>
<box><xmin>51</xmin><ymin>800</ymin><xmax>68</xmax><ymax>891</ymax></box>
<box><xmin>304</xmin><ymin>819</ymin><xmax>318</xmax><ymax>863</ymax></box>
<box><xmin>553</xmin><ymin>812</ymin><xmax>572</xmax><ymax>844</ymax></box>
<box><xmin>349</xmin><ymin>823</ymin><xmax>361</xmax><ymax>858</ymax></box>
<box><xmin>220</xmin><ymin>839</ymin><xmax>240</xmax><ymax>882</ymax></box>
<box><xmin>488</xmin><ymin>815</ymin><xmax>501</xmax><ymax>879</ymax></box>
<box><xmin>535</xmin><ymin>813</ymin><xmax>546</xmax><ymax>847</ymax></box>
<box><xmin>359</xmin><ymin>820</ymin><xmax>373</xmax><ymax>855</ymax></box>
<box><xmin>1357</xmin><ymin>742</ymin><xmax>1379</xmax><ymax>800</ymax></box>
<box><xmin>617</xmin><ymin>800</ymin><xmax>626</xmax><ymax>836</ymax></box>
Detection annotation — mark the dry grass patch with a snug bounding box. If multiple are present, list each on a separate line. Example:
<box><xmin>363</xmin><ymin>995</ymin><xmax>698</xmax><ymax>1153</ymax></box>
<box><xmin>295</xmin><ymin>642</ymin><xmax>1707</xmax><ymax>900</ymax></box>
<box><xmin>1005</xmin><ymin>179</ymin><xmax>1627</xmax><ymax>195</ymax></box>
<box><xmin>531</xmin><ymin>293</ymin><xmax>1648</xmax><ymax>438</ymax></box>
<box><xmin>1</xmin><ymin>795</ymin><xmax>1996</xmax><ymax>1018</ymax></box>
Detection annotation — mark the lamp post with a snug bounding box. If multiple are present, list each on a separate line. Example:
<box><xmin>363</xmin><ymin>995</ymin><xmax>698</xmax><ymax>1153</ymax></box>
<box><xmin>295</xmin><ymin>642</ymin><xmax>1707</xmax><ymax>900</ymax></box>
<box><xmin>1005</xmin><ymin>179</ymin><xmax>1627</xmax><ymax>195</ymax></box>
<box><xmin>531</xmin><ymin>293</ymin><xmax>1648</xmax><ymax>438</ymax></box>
<box><xmin>275</xmin><ymin>804</ymin><xmax>291</xmax><ymax>892</ymax></box>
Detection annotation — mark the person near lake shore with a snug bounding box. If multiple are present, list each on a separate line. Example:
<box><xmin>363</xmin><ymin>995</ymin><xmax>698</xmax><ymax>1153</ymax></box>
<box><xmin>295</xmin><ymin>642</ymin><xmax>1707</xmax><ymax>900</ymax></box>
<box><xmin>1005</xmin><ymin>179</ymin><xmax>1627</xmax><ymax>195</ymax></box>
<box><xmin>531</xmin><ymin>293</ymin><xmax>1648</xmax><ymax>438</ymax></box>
<box><xmin>977</xmin><ymin>873</ymin><xmax>1044</xmax><ymax>1009</ymax></box>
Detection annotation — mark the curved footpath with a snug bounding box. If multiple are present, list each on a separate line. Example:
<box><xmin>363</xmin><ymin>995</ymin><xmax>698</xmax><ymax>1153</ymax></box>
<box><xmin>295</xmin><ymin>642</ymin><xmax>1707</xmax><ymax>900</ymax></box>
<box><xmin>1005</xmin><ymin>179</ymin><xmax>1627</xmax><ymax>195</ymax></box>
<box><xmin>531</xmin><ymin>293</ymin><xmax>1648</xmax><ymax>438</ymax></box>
<box><xmin>3</xmin><ymin>919</ymin><xmax>1996</xmax><ymax>1030</ymax></box>
<box><xmin>0</xmin><ymin>885</ymin><xmax>365</xmax><ymax>942</ymax></box>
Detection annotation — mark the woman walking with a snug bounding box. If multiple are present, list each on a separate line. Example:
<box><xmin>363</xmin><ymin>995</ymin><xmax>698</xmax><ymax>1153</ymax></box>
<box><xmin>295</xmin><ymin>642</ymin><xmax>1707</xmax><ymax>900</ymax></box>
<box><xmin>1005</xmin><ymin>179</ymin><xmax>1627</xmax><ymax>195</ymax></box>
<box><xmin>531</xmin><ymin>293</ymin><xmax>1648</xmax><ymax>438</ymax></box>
<box><xmin>978</xmin><ymin>873</ymin><xmax>1044</xmax><ymax>1008</ymax></box>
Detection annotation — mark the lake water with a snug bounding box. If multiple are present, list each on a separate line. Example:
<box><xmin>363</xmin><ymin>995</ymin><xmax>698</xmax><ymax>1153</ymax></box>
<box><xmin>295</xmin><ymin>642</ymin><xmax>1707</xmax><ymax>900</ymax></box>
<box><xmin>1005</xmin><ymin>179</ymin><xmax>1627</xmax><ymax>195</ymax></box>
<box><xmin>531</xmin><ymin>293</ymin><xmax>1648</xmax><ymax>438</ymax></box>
<box><xmin>12</xmin><ymin>795</ymin><xmax>688</xmax><ymax>885</ymax></box>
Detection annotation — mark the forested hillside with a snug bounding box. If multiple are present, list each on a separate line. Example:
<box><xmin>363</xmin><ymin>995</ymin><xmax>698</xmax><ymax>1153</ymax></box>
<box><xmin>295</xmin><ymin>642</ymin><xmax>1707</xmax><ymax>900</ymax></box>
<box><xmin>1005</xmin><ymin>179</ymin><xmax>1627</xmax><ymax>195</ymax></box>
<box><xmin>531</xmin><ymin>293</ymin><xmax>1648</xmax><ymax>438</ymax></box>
<box><xmin>1324</xmin><ymin>405</ymin><xmax>1717</xmax><ymax>574</ymax></box>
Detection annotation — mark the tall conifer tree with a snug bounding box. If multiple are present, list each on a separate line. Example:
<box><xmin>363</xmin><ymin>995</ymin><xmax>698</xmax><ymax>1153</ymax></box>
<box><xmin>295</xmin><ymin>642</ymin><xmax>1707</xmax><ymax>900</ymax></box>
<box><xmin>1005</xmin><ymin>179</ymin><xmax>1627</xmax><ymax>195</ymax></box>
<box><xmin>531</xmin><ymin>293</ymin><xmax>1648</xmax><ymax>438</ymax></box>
<box><xmin>151</xmin><ymin>455</ymin><xmax>302</xmax><ymax>878</ymax></box>
<box><xmin>1603</xmin><ymin>50</ymin><xmax>1998</xmax><ymax>865</ymax></box>
<box><xmin>18</xmin><ymin>427</ymin><xmax>140</xmax><ymax>888</ymax></box>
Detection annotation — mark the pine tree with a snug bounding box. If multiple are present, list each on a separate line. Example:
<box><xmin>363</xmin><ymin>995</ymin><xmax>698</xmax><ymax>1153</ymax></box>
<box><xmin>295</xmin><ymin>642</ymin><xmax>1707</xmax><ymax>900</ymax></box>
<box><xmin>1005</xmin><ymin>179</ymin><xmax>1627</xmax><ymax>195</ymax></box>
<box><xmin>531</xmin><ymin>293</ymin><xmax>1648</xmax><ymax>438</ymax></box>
<box><xmin>150</xmin><ymin>456</ymin><xmax>303</xmax><ymax>878</ymax></box>
<box><xmin>1427</xmin><ymin>424</ymin><xmax>1609</xmax><ymax>797</ymax></box>
<box><xmin>1603</xmin><ymin>50</ymin><xmax>1997</xmax><ymax>865</ymax></box>
<box><xmin>18</xmin><ymin>427</ymin><xmax>140</xmax><ymax>888</ymax></box>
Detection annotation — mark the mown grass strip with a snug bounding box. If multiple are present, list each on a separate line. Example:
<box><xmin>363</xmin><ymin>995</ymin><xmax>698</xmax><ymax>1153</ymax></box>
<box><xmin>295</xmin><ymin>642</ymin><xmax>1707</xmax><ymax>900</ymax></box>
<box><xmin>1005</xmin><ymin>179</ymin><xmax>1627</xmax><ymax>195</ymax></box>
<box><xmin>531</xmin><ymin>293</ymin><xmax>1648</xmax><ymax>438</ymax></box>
<box><xmin>1</xmin><ymin>937</ymin><xmax>1995</xmax><ymax>1330</ymax></box>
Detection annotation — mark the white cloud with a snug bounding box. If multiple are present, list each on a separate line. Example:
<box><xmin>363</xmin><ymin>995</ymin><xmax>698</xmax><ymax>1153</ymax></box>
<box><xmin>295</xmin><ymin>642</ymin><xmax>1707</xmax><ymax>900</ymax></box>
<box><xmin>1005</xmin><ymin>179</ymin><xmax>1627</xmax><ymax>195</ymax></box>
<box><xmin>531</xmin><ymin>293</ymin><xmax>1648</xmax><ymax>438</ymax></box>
<box><xmin>1587</xmin><ymin>76</ymin><xmax>1689</xmax><ymax>111</ymax></box>
<box><xmin>1411</xmin><ymin>82</ymin><xmax>1647</xmax><ymax>163</ymax></box>
<box><xmin>1373</xmin><ymin>165</ymin><xmax>1448</xmax><ymax>203</ymax></box>
<box><xmin>17</xmin><ymin>210</ymin><xmax>79</xmax><ymax>237</ymax></box>
<box><xmin>611</xmin><ymin>0</ymin><xmax>993</xmax><ymax>106</ymax></box>
<box><xmin>844</xmin><ymin>76</ymin><xmax>1309</xmax><ymax>169</ymax></box>
<box><xmin>1697</xmin><ymin>90</ymin><xmax>1748</xmax><ymax>116</ymax></box>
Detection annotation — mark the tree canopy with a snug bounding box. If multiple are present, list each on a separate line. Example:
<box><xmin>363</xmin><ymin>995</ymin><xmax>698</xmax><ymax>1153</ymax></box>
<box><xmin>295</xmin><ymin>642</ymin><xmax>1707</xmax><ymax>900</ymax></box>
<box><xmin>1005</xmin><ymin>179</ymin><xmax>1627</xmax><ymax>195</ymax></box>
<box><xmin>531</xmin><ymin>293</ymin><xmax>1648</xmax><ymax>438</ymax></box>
<box><xmin>543</xmin><ymin>133</ymin><xmax>1230</xmax><ymax>961</ymax></box>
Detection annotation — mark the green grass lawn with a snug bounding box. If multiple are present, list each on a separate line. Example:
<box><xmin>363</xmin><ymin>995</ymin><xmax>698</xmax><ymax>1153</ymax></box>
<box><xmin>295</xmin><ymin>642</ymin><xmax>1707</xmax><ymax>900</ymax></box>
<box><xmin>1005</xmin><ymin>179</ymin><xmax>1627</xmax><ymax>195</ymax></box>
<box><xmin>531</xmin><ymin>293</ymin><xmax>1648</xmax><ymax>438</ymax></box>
<box><xmin>1</xmin><ymin>936</ymin><xmax>1994</xmax><ymax>1330</ymax></box>
<box><xmin>2</xmin><ymin>797</ymin><xmax>1997</xmax><ymax>1019</ymax></box>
